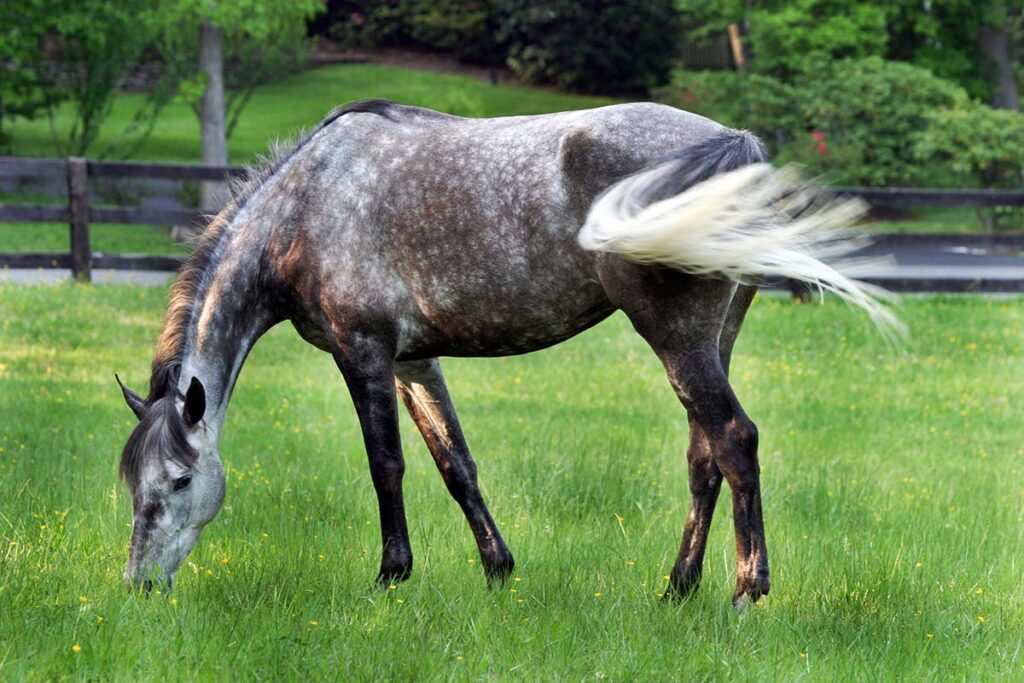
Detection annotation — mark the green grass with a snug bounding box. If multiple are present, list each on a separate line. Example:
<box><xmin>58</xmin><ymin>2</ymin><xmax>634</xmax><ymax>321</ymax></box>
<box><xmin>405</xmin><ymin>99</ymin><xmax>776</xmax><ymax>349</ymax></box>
<box><xmin>864</xmin><ymin>206</ymin><xmax>987</xmax><ymax>234</ymax></box>
<box><xmin>5</xmin><ymin>64</ymin><xmax>616</xmax><ymax>163</ymax></box>
<box><xmin>0</xmin><ymin>224</ymin><xmax>188</xmax><ymax>255</ymax></box>
<box><xmin>0</xmin><ymin>288</ymin><xmax>1021</xmax><ymax>679</ymax></box>
<box><xmin>1</xmin><ymin>63</ymin><xmax>615</xmax><ymax>257</ymax></box>
<box><xmin>3</xmin><ymin>61</ymin><xmax>998</xmax><ymax>255</ymax></box>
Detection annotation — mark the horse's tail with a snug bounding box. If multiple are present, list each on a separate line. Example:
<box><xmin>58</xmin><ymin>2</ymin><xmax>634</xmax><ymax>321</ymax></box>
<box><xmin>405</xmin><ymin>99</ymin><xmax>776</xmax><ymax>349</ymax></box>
<box><xmin>577</xmin><ymin>130</ymin><xmax>903</xmax><ymax>338</ymax></box>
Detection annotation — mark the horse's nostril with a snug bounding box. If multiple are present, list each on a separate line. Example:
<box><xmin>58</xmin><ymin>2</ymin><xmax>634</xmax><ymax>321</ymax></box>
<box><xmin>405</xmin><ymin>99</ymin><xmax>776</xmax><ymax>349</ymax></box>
<box><xmin>142</xmin><ymin>579</ymin><xmax>154</xmax><ymax>594</ymax></box>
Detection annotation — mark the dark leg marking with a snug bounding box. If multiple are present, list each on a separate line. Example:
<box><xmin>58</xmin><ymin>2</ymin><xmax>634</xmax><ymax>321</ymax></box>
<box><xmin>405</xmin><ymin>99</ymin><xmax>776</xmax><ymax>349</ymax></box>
<box><xmin>395</xmin><ymin>359</ymin><xmax>514</xmax><ymax>583</ymax></box>
<box><xmin>333</xmin><ymin>338</ymin><xmax>413</xmax><ymax>584</ymax></box>
<box><xmin>665</xmin><ymin>283</ymin><xmax>759</xmax><ymax>601</ymax></box>
<box><xmin>600</xmin><ymin>263</ymin><xmax>768</xmax><ymax>607</ymax></box>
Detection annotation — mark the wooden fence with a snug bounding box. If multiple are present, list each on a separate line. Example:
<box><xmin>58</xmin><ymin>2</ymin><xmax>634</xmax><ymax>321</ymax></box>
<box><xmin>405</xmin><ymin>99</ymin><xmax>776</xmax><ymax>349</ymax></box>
<box><xmin>2</xmin><ymin>155</ymin><xmax>1024</xmax><ymax>287</ymax></box>
<box><xmin>0</xmin><ymin>156</ymin><xmax>246</xmax><ymax>281</ymax></box>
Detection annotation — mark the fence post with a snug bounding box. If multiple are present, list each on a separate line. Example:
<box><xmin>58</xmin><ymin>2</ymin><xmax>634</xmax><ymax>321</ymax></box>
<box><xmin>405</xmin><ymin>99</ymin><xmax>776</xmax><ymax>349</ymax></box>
<box><xmin>67</xmin><ymin>157</ymin><xmax>91</xmax><ymax>282</ymax></box>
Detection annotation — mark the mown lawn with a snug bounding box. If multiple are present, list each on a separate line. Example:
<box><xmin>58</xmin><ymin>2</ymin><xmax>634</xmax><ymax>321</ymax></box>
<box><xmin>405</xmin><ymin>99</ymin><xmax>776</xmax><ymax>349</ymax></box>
<box><xmin>2</xmin><ymin>61</ymin><xmax>991</xmax><ymax>255</ymax></box>
<box><xmin>0</xmin><ymin>286</ymin><xmax>1021</xmax><ymax>680</ymax></box>
<box><xmin>0</xmin><ymin>63</ymin><xmax>616</xmax><ymax>257</ymax></box>
<box><xmin>4</xmin><ymin>63</ymin><xmax>616</xmax><ymax>163</ymax></box>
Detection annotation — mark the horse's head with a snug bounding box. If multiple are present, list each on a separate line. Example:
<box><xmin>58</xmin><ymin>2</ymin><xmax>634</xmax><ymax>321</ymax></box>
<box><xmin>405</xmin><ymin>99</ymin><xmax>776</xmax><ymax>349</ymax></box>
<box><xmin>117</xmin><ymin>375</ymin><xmax>225</xmax><ymax>591</ymax></box>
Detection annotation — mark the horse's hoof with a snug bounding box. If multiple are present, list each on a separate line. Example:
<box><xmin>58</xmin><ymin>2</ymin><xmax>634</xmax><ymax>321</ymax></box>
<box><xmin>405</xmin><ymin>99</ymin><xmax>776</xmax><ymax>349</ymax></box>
<box><xmin>376</xmin><ymin>556</ymin><xmax>413</xmax><ymax>585</ymax></box>
<box><xmin>732</xmin><ymin>571</ymin><xmax>770</xmax><ymax>611</ymax></box>
<box><xmin>661</xmin><ymin>568</ymin><xmax>701</xmax><ymax>602</ymax></box>
<box><xmin>483</xmin><ymin>549</ymin><xmax>515</xmax><ymax>586</ymax></box>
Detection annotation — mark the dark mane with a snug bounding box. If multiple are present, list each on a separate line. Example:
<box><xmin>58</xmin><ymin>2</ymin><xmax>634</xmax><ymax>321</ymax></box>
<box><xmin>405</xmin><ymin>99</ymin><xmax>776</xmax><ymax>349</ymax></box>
<box><xmin>146</xmin><ymin>99</ymin><xmax>399</xmax><ymax>402</ymax></box>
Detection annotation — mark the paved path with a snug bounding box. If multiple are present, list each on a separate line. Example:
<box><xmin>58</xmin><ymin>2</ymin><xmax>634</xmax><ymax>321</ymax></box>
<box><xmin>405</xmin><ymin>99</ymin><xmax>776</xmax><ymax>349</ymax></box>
<box><xmin>854</xmin><ymin>242</ymin><xmax>1024</xmax><ymax>282</ymax></box>
<box><xmin>0</xmin><ymin>268</ymin><xmax>174</xmax><ymax>286</ymax></box>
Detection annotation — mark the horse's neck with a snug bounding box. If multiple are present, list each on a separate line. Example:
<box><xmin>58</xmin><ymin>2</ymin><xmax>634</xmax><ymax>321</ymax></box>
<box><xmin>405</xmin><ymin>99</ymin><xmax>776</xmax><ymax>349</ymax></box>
<box><xmin>174</xmin><ymin>231</ymin><xmax>280</xmax><ymax>435</ymax></box>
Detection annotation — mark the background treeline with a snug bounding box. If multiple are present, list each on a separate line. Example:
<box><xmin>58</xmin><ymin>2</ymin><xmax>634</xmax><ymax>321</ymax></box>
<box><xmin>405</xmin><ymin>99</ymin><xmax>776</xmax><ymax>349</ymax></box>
<box><xmin>2</xmin><ymin>0</ymin><xmax>1022</xmax><ymax>193</ymax></box>
<box><xmin>321</xmin><ymin>0</ymin><xmax>1023</xmax><ymax>190</ymax></box>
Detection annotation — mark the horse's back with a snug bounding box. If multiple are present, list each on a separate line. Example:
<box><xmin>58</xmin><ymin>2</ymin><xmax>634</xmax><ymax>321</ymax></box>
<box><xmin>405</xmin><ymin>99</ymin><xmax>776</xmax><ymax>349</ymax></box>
<box><xmin>275</xmin><ymin>101</ymin><xmax>732</xmax><ymax>358</ymax></box>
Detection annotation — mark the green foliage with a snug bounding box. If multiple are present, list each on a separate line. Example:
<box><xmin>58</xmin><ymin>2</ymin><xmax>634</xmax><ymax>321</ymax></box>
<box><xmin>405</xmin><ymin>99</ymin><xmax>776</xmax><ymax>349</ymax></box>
<box><xmin>917</xmin><ymin>103</ymin><xmax>1024</xmax><ymax>230</ymax></box>
<box><xmin>795</xmin><ymin>58</ymin><xmax>966</xmax><ymax>185</ymax></box>
<box><xmin>675</xmin><ymin>0</ymin><xmax>1022</xmax><ymax>103</ymax></box>
<box><xmin>0</xmin><ymin>0</ymin><xmax>63</xmax><ymax>149</ymax></box>
<box><xmin>652</xmin><ymin>70</ymin><xmax>800</xmax><ymax>154</ymax></box>
<box><xmin>3</xmin><ymin>0</ymin><xmax>165</xmax><ymax>156</ymax></box>
<box><xmin>406</xmin><ymin>0</ymin><xmax>506</xmax><ymax>65</ymax></box>
<box><xmin>885</xmin><ymin>0</ymin><xmax>995</xmax><ymax>101</ymax></box>
<box><xmin>498</xmin><ymin>0</ymin><xmax>680</xmax><ymax>94</ymax></box>
<box><xmin>329</xmin><ymin>0</ymin><xmax>680</xmax><ymax>94</ymax></box>
<box><xmin>655</xmin><ymin>58</ymin><xmax>1013</xmax><ymax>188</ymax></box>
<box><xmin>918</xmin><ymin>104</ymin><xmax>1024</xmax><ymax>187</ymax></box>
<box><xmin>329</xmin><ymin>1</ymin><xmax>506</xmax><ymax>65</ymax></box>
<box><xmin>747</xmin><ymin>0</ymin><xmax>889</xmax><ymax>80</ymax></box>
<box><xmin>155</xmin><ymin>0</ymin><xmax>323</xmax><ymax>140</ymax></box>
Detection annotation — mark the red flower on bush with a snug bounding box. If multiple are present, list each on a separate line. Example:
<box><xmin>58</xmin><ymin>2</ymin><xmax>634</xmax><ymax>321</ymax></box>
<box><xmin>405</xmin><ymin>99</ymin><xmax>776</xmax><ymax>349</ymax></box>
<box><xmin>811</xmin><ymin>130</ymin><xmax>827</xmax><ymax>155</ymax></box>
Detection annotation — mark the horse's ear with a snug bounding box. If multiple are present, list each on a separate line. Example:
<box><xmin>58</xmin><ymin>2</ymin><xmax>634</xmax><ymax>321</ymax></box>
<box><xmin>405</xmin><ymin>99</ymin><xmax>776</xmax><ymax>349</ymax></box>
<box><xmin>116</xmin><ymin>374</ymin><xmax>146</xmax><ymax>421</ymax></box>
<box><xmin>182</xmin><ymin>377</ymin><xmax>206</xmax><ymax>427</ymax></box>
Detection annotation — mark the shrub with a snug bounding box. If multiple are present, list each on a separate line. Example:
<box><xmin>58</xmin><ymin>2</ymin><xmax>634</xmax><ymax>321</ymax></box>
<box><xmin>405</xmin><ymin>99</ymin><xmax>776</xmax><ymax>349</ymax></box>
<box><xmin>328</xmin><ymin>0</ymin><xmax>506</xmax><ymax>65</ymax></box>
<box><xmin>497</xmin><ymin>0</ymin><xmax>679</xmax><ymax>94</ymax></box>
<box><xmin>916</xmin><ymin>104</ymin><xmax>1024</xmax><ymax>231</ymax></box>
<box><xmin>794</xmin><ymin>57</ymin><xmax>966</xmax><ymax>185</ymax></box>
<box><xmin>746</xmin><ymin>0</ymin><xmax>889</xmax><ymax>80</ymax></box>
<box><xmin>406</xmin><ymin>0</ymin><xmax>505</xmax><ymax>65</ymax></box>
<box><xmin>917</xmin><ymin>105</ymin><xmax>1024</xmax><ymax>189</ymax></box>
<box><xmin>651</xmin><ymin>70</ymin><xmax>800</xmax><ymax>154</ymax></box>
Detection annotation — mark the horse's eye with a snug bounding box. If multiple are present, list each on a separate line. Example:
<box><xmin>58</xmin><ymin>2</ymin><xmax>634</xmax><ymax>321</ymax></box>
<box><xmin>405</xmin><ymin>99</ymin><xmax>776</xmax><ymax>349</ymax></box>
<box><xmin>173</xmin><ymin>475</ymin><xmax>193</xmax><ymax>492</ymax></box>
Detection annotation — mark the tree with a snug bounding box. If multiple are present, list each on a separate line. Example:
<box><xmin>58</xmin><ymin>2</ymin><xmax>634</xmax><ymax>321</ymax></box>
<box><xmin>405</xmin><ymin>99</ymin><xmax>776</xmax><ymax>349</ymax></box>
<box><xmin>0</xmin><ymin>0</ymin><xmax>59</xmax><ymax>149</ymax></box>
<box><xmin>1</xmin><ymin>0</ymin><xmax>165</xmax><ymax>156</ymax></box>
<box><xmin>677</xmin><ymin>0</ymin><xmax>1023</xmax><ymax>109</ymax></box>
<box><xmin>155</xmin><ymin>0</ymin><xmax>323</xmax><ymax>210</ymax></box>
<box><xmin>48</xmin><ymin>0</ymin><xmax>165</xmax><ymax>156</ymax></box>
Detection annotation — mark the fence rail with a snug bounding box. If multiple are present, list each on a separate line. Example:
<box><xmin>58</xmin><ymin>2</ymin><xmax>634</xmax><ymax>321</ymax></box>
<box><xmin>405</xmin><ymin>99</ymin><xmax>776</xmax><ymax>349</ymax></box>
<box><xmin>0</xmin><ymin>155</ymin><xmax>247</xmax><ymax>281</ymax></box>
<box><xmin>2</xmin><ymin>155</ymin><xmax>1023</xmax><ymax>287</ymax></box>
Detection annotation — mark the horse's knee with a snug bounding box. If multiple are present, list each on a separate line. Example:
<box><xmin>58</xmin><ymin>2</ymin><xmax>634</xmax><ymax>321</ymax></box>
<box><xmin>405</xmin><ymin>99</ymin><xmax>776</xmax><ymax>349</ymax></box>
<box><xmin>369</xmin><ymin>456</ymin><xmax>405</xmax><ymax>490</ymax></box>
<box><xmin>713</xmin><ymin>415</ymin><xmax>760</xmax><ymax>489</ymax></box>
<box><xmin>685</xmin><ymin>419</ymin><xmax>721</xmax><ymax>487</ymax></box>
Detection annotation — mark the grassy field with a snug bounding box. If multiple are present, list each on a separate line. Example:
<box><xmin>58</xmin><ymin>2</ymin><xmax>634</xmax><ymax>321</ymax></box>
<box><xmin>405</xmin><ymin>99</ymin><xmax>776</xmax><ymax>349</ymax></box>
<box><xmin>0</xmin><ymin>285</ymin><xmax>1021</xmax><ymax>680</ymax></box>
<box><xmin>0</xmin><ymin>63</ymin><xmax>615</xmax><ymax>256</ymax></box>
<box><xmin>1</xmin><ymin>61</ymin><xmax>990</xmax><ymax>255</ymax></box>
<box><xmin>4</xmin><ymin>64</ymin><xmax>615</xmax><ymax>163</ymax></box>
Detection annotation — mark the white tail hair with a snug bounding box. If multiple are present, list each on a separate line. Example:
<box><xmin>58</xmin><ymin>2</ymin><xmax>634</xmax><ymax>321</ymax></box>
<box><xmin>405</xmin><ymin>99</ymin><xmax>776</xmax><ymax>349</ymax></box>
<box><xmin>578</xmin><ymin>160</ymin><xmax>904</xmax><ymax>338</ymax></box>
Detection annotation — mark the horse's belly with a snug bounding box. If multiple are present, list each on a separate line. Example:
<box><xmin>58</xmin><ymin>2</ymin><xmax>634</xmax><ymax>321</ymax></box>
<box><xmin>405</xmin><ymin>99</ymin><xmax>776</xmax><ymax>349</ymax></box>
<box><xmin>397</xmin><ymin>278</ymin><xmax>615</xmax><ymax>359</ymax></box>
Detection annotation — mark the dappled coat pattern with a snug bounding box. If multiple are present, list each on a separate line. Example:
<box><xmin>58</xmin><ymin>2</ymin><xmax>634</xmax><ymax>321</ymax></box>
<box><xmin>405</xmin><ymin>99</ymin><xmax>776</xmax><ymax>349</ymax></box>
<box><xmin>117</xmin><ymin>99</ymin><xmax>891</xmax><ymax>607</ymax></box>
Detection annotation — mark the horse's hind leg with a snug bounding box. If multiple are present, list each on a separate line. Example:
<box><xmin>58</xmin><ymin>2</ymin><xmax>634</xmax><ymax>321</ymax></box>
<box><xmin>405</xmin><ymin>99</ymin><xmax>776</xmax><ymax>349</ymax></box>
<box><xmin>395</xmin><ymin>359</ymin><xmax>515</xmax><ymax>582</ymax></box>
<box><xmin>668</xmin><ymin>284</ymin><xmax>757</xmax><ymax>599</ymax></box>
<box><xmin>600</xmin><ymin>264</ymin><xmax>768</xmax><ymax>608</ymax></box>
<box><xmin>333</xmin><ymin>338</ymin><xmax>413</xmax><ymax>584</ymax></box>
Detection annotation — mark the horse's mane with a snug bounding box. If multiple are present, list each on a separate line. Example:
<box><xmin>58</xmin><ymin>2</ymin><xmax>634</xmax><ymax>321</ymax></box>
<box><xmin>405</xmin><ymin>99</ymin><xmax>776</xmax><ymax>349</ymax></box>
<box><xmin>145</xmin><ymin>99</ymin><xmax>399</xmax><ymax>402</ymax></box>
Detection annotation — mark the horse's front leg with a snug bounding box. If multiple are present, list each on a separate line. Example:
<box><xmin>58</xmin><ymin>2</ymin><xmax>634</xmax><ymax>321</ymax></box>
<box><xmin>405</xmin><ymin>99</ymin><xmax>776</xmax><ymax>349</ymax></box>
<box><xmin>333</xmin><ymin>339</ymin><xmax>412</xmax><ymax>584</ymax></box>
<box><xmin>395</xmin><ymin>359</ymin><xmax>514</xmax><ymax>583</ymax></box>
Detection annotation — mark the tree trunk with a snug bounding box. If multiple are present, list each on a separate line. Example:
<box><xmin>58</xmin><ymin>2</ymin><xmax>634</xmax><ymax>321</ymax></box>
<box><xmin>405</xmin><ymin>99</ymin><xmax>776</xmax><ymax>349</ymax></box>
<box><xmin>199</xmin><ymin>19</ymin><xmax>228</xmax><ymax>213</ymax></box>
<box><xmin>979</xmin><ymin>19</ymin><xmax>1020</xmax><ymax>112</ymax></box>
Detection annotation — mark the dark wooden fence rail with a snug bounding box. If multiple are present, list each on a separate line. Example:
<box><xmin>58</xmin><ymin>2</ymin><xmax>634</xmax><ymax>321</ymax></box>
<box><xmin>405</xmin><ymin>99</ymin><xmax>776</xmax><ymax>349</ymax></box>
<box><xmin>0</xmin><ymin>156</ymin><xmax>247</xmax><ymax>281</ymax></box>
<box><xmin>2</xmin><ymin>155</ymin><xmax>1023</xmax><ymax>286</ymax></box>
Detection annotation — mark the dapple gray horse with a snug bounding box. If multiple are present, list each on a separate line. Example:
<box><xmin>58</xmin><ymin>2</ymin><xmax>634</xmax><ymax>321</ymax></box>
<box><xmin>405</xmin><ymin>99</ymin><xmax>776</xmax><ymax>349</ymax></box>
<box><xmin>117</xmin><ymin>100</ymin><xmax>895</xmax><ymax>608</ymax></box>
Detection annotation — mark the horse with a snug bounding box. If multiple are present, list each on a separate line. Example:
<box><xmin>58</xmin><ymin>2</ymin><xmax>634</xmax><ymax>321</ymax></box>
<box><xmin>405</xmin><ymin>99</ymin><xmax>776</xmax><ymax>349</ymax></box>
<box><xmin>116</xmin><ymin>99</ymin><xmax>897</xmax><ymax>608</ymax></box>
